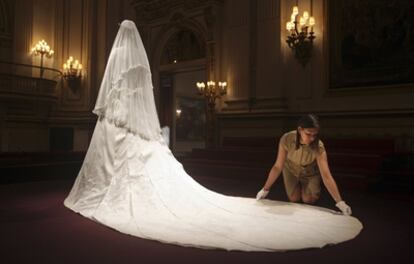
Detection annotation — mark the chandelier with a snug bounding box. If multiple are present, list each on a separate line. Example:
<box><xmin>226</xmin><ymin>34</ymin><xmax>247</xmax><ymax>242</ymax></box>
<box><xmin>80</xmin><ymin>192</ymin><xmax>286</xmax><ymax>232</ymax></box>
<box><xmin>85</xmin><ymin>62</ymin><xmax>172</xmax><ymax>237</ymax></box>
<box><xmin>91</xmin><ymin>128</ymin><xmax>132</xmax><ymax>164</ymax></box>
<box><xmin>196</xmin><ymin>80</ymin><xmax>227</xmax><ymax>148</ymax></box>
<box><xmin>31</xmin><ymin>39</ymin><xmax>54</xmax><ymax>78</ymax></box>
<box><xmin>196</xmin><ymin>81</ymin><xmax>227</xmax><ymax>109</ymax></box>
<box><xmin>285</xmin><ymin>5</ymin><xmax>315</xmax><ymax>67</ymax></box>
<box><xmin>63</xmin><ymin>56</ymin><xmax>83</xmax><ymax>81</ymax></box>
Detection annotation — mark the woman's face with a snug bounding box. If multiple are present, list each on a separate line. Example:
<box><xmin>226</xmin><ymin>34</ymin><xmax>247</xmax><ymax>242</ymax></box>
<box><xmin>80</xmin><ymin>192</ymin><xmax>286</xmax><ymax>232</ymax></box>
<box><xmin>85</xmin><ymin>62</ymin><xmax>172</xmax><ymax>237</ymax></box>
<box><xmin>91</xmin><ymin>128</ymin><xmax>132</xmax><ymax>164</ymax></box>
<box><xmin>298</xmin><ymin>127</ymin><xmax>319</xmax><ymax>145</ymax></box>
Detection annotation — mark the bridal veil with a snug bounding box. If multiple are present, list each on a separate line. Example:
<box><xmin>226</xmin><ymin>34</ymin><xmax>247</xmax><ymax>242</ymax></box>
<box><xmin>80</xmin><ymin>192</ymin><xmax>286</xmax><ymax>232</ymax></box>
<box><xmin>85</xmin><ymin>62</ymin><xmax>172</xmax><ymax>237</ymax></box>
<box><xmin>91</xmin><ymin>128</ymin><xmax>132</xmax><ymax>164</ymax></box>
<box><xmin>93</xmin><ymin>20</ymin><xmax>161</xmax><ymax>140</ymax></box>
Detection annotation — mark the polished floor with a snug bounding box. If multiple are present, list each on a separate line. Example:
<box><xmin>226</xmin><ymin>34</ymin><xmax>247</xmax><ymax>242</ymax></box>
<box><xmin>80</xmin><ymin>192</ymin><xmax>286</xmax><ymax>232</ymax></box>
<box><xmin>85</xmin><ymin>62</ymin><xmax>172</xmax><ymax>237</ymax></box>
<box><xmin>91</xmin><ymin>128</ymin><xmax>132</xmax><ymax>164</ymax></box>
<box><xmin>0</xmin><ymin>175</ymin><xmax>412</xmax><ymax>264</ymax></box>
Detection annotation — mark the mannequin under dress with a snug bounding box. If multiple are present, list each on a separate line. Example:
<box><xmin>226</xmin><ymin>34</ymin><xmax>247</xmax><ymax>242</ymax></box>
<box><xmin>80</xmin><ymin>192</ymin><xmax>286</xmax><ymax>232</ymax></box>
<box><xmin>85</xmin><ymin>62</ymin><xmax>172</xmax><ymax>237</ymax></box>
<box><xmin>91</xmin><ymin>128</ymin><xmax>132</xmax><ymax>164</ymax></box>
<box><xmin>64</xmin><ymin>20</ymin><xmax>363</xmax><ymax>252</ymax></box>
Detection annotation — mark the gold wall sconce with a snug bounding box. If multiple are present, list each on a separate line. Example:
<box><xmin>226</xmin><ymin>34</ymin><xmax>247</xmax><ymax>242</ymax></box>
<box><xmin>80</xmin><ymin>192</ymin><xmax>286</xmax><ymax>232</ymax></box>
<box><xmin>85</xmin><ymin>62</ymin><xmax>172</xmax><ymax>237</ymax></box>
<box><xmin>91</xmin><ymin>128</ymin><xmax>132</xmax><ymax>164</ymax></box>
<box><xmin>31</xmin><ymin>39</ymin><xmax>54</xmax><ymax>78</ymax></box>
<box><xmin>196</xmin><ymin>81</ymin><xmax>227</xmax><ymax>110</ymax></box>
<box><xmin>196</xmin><ymin>80</ymin><xmax>227</xmax><ymax>148</ymax></box>
<box><xmin>286</xmin><ymin>5</ymin><xmax>315</xmax><ymax>67</ymax></box>
<box><xmin>63</xmin><ymin>56</ymin><xmax>83</xmax><ymax>90</ymax></box>
<box><xmin>63</xmin><ymin>56</ymin><xmax>82</xmax><ymax>80</ymax></box>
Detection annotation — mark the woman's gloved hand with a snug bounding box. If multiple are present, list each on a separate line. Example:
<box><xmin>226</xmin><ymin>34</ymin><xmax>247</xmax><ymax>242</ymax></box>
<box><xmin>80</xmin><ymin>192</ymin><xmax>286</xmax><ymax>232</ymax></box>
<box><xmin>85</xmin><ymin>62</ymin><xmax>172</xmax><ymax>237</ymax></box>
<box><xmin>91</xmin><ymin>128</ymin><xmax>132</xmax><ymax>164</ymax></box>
<box><xmin>256</xmin><ymin>188</ymin><xmax>269</xmax><ymax>200</ymax></box>
<box><xmin>336</xmin><ymin>201</ymin><xmax>352</xmax><ymax>216</ymax></box>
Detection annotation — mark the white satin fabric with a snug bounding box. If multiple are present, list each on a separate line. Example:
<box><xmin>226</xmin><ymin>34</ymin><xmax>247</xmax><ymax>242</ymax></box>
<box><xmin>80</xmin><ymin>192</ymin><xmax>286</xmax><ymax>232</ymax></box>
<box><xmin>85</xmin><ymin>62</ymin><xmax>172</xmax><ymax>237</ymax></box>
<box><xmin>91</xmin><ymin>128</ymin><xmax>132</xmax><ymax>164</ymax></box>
<box><xmin>93</xmin><ymin>20</ymin><xmax>161</xmax><ymax>140</ymax></box>
<box><xmin>64</xmin><ymin>118</ymin><xmax>363</xmax><ymax>251</ymax></box>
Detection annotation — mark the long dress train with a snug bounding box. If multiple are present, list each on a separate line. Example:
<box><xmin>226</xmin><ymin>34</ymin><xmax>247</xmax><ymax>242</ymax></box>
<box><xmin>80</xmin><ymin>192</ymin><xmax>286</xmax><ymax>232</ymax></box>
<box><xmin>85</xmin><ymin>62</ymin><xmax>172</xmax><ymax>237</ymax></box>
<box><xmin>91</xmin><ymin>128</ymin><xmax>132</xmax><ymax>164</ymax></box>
<box><xmin>64</xmin><ymin>117</ymin><xmax>363</xmax><ymax>251</ymax></box>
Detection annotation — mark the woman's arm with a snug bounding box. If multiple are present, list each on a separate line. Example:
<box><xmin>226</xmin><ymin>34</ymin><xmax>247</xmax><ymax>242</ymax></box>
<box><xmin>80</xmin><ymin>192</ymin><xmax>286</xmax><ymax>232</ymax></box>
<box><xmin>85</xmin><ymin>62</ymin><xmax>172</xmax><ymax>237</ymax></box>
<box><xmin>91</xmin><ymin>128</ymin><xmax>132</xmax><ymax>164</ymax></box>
<box><xmin>263</xmin><ymin>142</ymin><xmax>287</xmax><ymax>191</ymax></box>
<box><xmin>316</xmin><ymin>151</ymin><xmax>343</xmax><ymax>203</ymax></box>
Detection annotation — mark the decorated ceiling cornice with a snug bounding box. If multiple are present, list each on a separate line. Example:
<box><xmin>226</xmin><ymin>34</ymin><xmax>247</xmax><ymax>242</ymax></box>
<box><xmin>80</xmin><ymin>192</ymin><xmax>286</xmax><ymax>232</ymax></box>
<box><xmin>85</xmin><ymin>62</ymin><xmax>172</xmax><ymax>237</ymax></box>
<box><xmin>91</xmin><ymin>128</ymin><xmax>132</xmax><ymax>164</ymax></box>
<box><xmin>131</xmin><ymin>0</ymin><xmax>224</xmax><ymax>23</ymax></box>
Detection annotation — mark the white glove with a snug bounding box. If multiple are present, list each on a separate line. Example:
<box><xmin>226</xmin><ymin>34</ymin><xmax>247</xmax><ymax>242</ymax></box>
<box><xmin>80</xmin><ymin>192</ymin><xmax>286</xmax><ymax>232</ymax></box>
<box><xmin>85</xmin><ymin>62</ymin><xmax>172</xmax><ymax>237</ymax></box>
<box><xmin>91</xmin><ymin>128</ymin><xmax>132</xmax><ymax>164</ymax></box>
<box><xmin>256</xmin><ymin>188</ymin><xmax>269</xmax><ymax>200</ymax></box>
<box><xmin>336</xmin><ymin>201</ymin><xmax>352</xmax><ymax>216</ymax></box>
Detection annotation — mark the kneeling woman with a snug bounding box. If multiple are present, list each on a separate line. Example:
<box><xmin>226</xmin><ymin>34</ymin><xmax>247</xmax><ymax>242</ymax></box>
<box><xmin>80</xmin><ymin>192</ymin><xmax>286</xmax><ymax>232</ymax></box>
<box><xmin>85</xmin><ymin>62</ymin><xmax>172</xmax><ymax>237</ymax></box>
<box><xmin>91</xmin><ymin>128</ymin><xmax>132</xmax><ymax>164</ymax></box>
<box><xmin>256</xmin><ymin>114</ymin><xmax>352</xmax><ymax>215</ymax></box>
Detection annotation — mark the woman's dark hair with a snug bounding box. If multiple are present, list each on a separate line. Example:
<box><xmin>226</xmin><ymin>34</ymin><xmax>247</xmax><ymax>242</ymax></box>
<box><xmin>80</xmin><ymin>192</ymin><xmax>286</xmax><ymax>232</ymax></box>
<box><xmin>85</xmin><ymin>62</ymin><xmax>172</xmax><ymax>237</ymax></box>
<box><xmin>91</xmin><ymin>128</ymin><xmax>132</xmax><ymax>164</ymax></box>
<box><xmin>295</xmin><ymin>114</ymin><xmax>320</xmax><ymax>151</ymax></box>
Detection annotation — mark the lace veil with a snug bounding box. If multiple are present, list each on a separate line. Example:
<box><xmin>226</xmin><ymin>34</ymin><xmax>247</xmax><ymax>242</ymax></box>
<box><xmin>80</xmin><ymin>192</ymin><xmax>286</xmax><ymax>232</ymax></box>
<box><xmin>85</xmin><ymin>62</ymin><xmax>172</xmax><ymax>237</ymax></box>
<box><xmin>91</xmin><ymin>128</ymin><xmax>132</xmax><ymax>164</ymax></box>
<box><xmin>93</xmin><ymin>20</ymin><xmax>161</xmax><ymax>140</ymax></box>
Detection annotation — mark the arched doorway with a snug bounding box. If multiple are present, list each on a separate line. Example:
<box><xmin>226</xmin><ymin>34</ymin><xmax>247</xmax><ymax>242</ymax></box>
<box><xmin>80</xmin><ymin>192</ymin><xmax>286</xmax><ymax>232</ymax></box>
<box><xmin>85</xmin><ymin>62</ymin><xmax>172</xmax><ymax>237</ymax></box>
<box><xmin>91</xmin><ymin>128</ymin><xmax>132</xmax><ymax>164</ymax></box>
<box><xmin>158</xmin><ymin>29</ymin><xmax>207</xmax><ymax>155</ymax></box>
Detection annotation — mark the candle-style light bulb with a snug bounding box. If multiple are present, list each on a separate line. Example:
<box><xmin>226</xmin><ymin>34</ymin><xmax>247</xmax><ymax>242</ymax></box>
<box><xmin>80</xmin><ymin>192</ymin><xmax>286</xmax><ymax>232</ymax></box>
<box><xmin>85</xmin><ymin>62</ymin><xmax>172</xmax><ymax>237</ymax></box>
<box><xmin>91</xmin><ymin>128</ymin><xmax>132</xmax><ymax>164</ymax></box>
<box><xmin>309</xmin><ymin>17</ymin><xmax>315</xmax><ymax>26</ymax></box>
<box><xmin>292</xmin><ymin>6</ymin><xmax>299</xmax><ymax>15</ymax></box>
<box><xmin>300</xmin><ymin>17</ymin><xmax>306</xmax><ymax>26</ymax></box>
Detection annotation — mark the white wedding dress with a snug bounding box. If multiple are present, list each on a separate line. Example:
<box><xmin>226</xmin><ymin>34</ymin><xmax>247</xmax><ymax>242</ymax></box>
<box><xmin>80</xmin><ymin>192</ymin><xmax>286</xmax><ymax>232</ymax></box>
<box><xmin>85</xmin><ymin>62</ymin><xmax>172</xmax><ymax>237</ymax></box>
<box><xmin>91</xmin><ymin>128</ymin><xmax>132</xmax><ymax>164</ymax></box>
<box><xmin>64</xmin><ymin>20</ymin><xmax>363</xmax><ymax>252</ymax></box>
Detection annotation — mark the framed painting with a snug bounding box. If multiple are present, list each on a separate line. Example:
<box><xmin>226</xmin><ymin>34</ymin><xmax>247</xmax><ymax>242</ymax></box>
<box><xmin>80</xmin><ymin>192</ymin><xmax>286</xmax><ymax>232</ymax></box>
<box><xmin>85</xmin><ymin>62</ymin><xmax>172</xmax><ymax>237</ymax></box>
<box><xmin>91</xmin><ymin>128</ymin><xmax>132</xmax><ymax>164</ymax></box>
<box><xmin>329</xmin><ymin>0</ymin><xmax>414</xmax><ymax>88</ymax></box>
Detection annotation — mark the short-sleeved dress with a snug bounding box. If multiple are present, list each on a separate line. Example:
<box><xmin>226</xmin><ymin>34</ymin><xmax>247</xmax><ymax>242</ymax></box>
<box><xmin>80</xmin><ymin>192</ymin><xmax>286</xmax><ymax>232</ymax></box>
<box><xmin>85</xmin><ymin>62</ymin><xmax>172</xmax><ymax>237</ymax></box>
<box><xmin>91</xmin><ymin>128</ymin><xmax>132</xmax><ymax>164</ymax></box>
<box><xmin>279</xmin><ymin>130</ymin><xmax>326</xmax><ymax>197</ymax></box>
